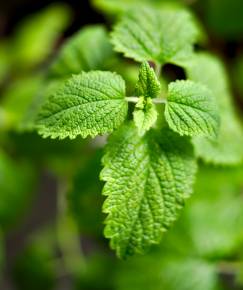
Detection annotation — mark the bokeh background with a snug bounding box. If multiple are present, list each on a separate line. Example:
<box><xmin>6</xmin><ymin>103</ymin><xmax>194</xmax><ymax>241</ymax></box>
<box><xmin>0</xmin><ymin>0</ymin><xmax>243</xmax><ymax>289</ymax></box>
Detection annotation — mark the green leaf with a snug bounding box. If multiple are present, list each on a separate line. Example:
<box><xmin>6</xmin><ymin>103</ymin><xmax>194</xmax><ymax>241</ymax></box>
<box><xmin>11</xmin><ymin>4</ymin><xmax>71</xmax><ymax>69</ymax></box>
<box><xmin>116</xmin><ymin>252</ymin><xmax>219</xmax><ymax>290</ymax></box>
<box><xmin>184</xmin><ymin>53</ymin><xmax>243</xmax><ymax>164</ymax></box>
<box><xmin>111</xmin><ymin>6</ymin><xmax>199</xmax><ymax>64</ymax></box>
<box><xmin>188</xmin><ymin>165</ymin><xmax>243</xmax><ymax>258</ymax></box>
<box><xmin>37</xmin><ymin>71</ymin><xmax>128</xmax><ymax>139</ymax></box>
<box><xmin>101</xmin><ymin>123</ymin><xmax>197</xmax><ymax>258</ymax></box>
<box><xmin>135</xmin><ymin>62</ymin><xmax>160</xmax><ymax>98</ymax></box>
<box><xmin>49</xmin><ymin>25</ymin><xmax>114</xmax><ymax>79</ymax></box>
<box><xmin>133</xmin><ymin>97</ymin><xmax>157</xmax><ymax>135</ymax></box>
<box><xmin>165</xmin><ymin>80</ymin><xmax>220</xmax><ymax>138</ymax></box>
<box><xmin>0</xmin><ymin>76</ymin><xmax>43</xmax><ymax>131</ymax></box>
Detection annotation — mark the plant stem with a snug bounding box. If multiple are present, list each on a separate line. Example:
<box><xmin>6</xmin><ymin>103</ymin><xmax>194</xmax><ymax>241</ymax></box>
<box><xmin>155</xmin><ymin>63</ymin><xmax>162</xmax><ymax>77</ymax></box>
<box><xmin>126</xmin><ymin>96</ymin><xmax>166</xmax><ymax>104</ymax></box>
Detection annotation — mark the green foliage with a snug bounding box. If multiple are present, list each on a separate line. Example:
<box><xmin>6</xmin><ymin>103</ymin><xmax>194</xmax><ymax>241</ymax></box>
<box><xmin>133</xmin><ymin>97</ymin><xmax>158</xmax><ymax>136</ymax></box>
<box><xmin>1</xmin><ymin>2</ymin><xmax>243</xmax><ymax>287</ymax></box>
<box><xmin>12</xmin><ymin>228</ymin><xmax>56</xmax><ymax>290</ymax></box>
<box><xmin>11</xmin><ymin>4</ymin><xmax>71</xmax><ymax>69</ymax></box>
<box><xmin>0</xmin><ymin>150</ymin><xmax>36</xmax><ymax>229</ymax></box>
<box><xmin>37</xmin><ymin>71</ymin><xmax>128</xmax><ymax>139</ymax></box>
<box><xmin>165</xmin><ymin>80</ymin><xmax>219</xmax><ymax>137</ymax></box>
<box><xmin>0</xmin><ymin>76</ymin><xmax>44</xmax><ymax>130</ymax></box>
<box><xmin>49</xmin><ymin>25</ymin><xmax>114</xmax><ymax>79</ymax></box>
<box><xmin>184</xmin><ymin>53</ymin><xmax>243</xmax><ymax>164</ymax></box>
<box><xmin>111</xmin><ymin>6</ymin><xmax>199</xmax><ymax>64</ymax></box>
<box><xmin>101</xmin><ymin>123</ymin><xmax>196</xmax><ymax>258</ymax></box>
<box><xmin>68</xmin><ymin>150</ymin><xmax>104</xmax><ymax>235</ymax></box>
<box><xmin>135</xmin><ymin>62</ymin><xmax>160</xmax><ymax>98</ymax></box>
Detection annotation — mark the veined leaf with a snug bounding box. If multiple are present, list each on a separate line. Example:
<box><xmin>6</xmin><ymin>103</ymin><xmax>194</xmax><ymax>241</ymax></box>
<box><xmin>165</xmin><ymin>80</ymin><xmax>219</xmax><ymax>138</ymax></box>
<box><xmin>135</xmin><ymin>62</ymin><xmax>160</xmax><ymax>98</ymax></box>
<box><xmin>37</xmin><ymin>71</ymin><xmax>128</xmax><ymax>139</ymax></box>
<box><xmin>111</xmin><ymin>6</ymin><xmax>199</xmax><ymax>65</ymax></box>
<box><xmin>184</xmin><ymin>53</ymin><xmax>243</xmax><ymax>164</ymax></box>
<box><xmin>101</xmin><ymin>123</ymin><xmax>197</xmax><ymax>258</ymax></box>
<box><xmin>133</xmin><ymin>97</ymin><xmax>157</xmax><ymax>136</ymax></box>
<box><xmin>49</xmin><ymin>25</ymin><xmax>114</xmax><ymax>79</ymax></box>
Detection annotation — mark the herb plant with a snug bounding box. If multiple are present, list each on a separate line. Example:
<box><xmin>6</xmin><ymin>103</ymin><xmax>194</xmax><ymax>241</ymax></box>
<box><xmin>0</xmin><ymin>1</ymin><xmax>243</xmax><ymax>289</ymax></box>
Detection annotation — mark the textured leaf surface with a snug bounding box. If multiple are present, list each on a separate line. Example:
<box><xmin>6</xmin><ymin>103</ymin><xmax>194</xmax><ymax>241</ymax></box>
<box><xmin>101</xmin><ymin>123</ymin><xmax>197</xmax><ymax>258</ymax></box>
<box><xmin>49</xmin><ymin>25</ymin><xmax>114</xmax><ymax>79</ymax></box>
<box><xmin>165</xmin><ymin>80</ymin><xmax>219</xmax><ymax>137</ymax></box>
<box><xmin>37</xmin><ymin>71</ymin><xmax>128</xmax><ymax>139</ymax></box>
<box><xmin>133</xmin><ymin>97</ymin><xmax>157</xmax><ymax>135</ymax></box>
<box><xmin>185</xmin><ymin>53</ymin><xmax>243</xmax><ymax>164</ymax></box>
<box><xmin>111</xmin><ymin>6</ymin><xmax>199</xmax><ymax>64</ymax></box>
<box><xmin>135</xmin><ymin>62</ymin><xmax>160</xmax><ymax>98</ymax></box>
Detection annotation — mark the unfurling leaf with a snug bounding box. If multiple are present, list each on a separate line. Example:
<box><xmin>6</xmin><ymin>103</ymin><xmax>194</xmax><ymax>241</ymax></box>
<box><xmin>133</xmin><ymin>97</ymin><xmax>157</xmax><ymax>136</ymax></box>
<box><xmin>135</xmin><ymin>62</ymin><xmax>160</xmax><ymax>98</ymax></box>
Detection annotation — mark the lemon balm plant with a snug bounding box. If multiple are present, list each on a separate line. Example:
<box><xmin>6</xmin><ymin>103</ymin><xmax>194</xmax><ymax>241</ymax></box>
<box><xmin>0</xmin><ymin>1</ymin><xmax>243</xmax><ymax>289</ymax></box>
<box><xmin>34</xmin><ymin>4</ymin><xmax>243</xmax><ymax>259</ymax></box>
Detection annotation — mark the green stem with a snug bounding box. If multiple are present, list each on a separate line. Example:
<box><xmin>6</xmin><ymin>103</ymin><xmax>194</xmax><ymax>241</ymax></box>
<box><xmin>126</xmin><ymin>96</ymin><xmax>166</xmax><ymax>104</ymax></box>
<box><xmin>155</xmin><ymin>63</ymin><xmax>162</xmax><ymax>77</ymax></box>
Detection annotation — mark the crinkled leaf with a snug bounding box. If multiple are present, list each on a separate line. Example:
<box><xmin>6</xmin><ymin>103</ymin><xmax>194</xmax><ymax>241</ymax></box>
<box><xmin>133</xmin><ymin>97</ymin><xmax>157</xmax><ymax>135</ymax></box>
<box><xmin>184</xmin><ymin>53</ymin><xmax>243</xmax><ymax>164</ymax></box>
<box><xmin>165</xmin><ymin>80</ymin><xmax>219</xmax><ymax>137</ymax></box>
<box><xmin>135</xmin><ymin>62</ymin><xmax>160</xmax><ymax>98</ymax></box>
<box><xmin>49</xmin><ymin>25</ymin><xmax>114</xmax><ymax>79</ymax></box>
<box><xmin>101</xmin><ymin>123</ymin><xmax>197</xmax><ymax>258</ymax></box>
<box><xmin>37</xmin><ymin>71</ymin><xmax>128</xmax><ymax>139</ymax></box>
<box><xmin>111</xmin><ymin>6</ymin><xmax>199</xmax><ymax>65</ymax></box>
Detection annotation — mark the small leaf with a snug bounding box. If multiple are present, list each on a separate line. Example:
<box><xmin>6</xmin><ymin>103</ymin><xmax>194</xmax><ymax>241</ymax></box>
<box><xmin>165</xmin><ymin>80</ymin><xmax>219</xmax><ymax>138</ymax></box>
<box><xmin>101</xmin><ymin>123</ymin><xmax>197</xmax><ymax>258</ymax></box>
<box><xmin>111</xmin><ymin>6</ymin><xmax>199</xmax><ymax>65</ymax></box>
<box><xmin>133</xmin><ymin>97</ymin><xmax>157</xmax><ymax>135</ymax></box>
<box><xmin>49</xmin><ymin>25</ymin><xmax>114</xmax><ymax>79</ymax></box>
<box><xmin>37</xmin><ymin>71</ymin><xmax>128</xmax><ymax>139</ymax></box>
<box><xmin>135</xmin><ymin>62</ymin><xmax>160</xmax><ymax>98</ymax></box>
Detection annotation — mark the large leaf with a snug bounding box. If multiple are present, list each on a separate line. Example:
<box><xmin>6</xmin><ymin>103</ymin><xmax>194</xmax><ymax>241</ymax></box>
<box><xmin>37</xmin><ymin>71</ymin><xmax>128</xmax><ymax>139</ymax></box>
<box><xmin>101</xmin><ymin>123</ymin><xmax>197</xmax><ymax>258</ymax></box>
<box><xmin>111</xmin><ymin>6</ymin><xmax>199</xmax><ymax>65</ymax></box>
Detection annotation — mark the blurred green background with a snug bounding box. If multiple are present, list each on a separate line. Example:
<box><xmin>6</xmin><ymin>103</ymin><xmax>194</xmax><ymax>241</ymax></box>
<box><xmin>0</xmin><ymin>0</ymin><xmax>243</xmax><ymax>289</ymax></box>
